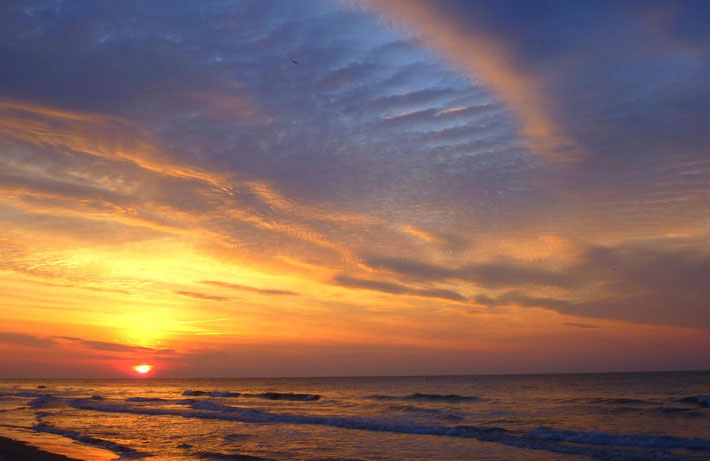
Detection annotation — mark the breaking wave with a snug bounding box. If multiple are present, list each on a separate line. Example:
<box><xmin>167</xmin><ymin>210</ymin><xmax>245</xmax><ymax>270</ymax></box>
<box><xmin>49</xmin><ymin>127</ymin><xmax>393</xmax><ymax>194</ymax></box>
<box><xmin>679</xmin><ymin>395</ymin><xmax>710</xmax><ymax>407</ymax></box>
<box><xmin>182</xmin><ymin>390</ymin><xmax>210</xmax><ymax>396</ymax></box>
<box><xmin>243</xmin><ymin>392</ymin><xmax>320</xmax><ymax>401</ymax></box>
<box><xmin>64</xmin><ymin>397</ymin><xmax>710</xmax><ymax>459</ymax></box>
<box><xmin>181</xmin><ymin>390</ymin><xmax>320</xmax><ymax>401</ymax></box>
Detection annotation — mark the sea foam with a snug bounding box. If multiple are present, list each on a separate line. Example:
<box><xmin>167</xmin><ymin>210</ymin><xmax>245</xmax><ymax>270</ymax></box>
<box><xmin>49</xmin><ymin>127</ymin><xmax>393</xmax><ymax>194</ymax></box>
<box><xmin>64</xmin><ymin>397</ymin><xmax>710</xmax><ymax>458</ymax></box>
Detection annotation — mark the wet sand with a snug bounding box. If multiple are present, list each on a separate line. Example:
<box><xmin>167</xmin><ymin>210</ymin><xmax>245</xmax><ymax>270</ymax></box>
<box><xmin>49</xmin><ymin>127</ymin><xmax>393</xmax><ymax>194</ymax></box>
<box><xmin>0</xmin><ymin>436</ymin><xmax>82</xmax><ymax>461</ymax></box>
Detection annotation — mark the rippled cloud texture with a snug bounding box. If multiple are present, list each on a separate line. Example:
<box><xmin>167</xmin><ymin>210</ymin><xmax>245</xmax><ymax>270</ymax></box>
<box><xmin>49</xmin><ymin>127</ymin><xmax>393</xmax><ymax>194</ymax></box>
<box><xmin>0</xmin><ymin>0</ymin><xmax>708</xmax><ymax>377</ymax></box>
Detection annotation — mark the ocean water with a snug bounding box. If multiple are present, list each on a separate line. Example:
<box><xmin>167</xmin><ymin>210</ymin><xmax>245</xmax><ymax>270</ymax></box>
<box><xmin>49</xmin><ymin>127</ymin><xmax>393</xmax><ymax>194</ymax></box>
<box><xmin>0</xmin><ymin>372</ymin><xmax>708</xmax><ymax>460</ymax></box>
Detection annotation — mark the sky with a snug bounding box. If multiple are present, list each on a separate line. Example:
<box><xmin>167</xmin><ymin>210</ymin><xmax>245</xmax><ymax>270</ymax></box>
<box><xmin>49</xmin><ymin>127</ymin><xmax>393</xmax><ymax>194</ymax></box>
<box><xmin>0</xmin><ymin>0</ymin><xmax>709</xmax><ymax>378</ymax></box>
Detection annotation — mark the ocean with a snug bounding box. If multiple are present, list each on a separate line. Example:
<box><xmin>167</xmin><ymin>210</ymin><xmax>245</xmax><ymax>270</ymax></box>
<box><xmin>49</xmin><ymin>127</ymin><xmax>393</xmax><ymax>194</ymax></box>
<box><xmin>0</xmin><ymin>372</ymin><xmax>708</xmax><ymax>460</ymax></box>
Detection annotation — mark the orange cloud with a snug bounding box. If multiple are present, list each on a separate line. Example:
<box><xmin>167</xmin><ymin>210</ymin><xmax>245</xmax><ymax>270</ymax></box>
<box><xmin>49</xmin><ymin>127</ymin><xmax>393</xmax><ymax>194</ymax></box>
<box><xmin>0</xmin><ymin>99</ymin><xmax>374</xmax><ymax>264</ymax></box>
<box><xmin>401</xmin><ymin>224</ymin><xmax>439</xmax><ymax>244</ymax></box>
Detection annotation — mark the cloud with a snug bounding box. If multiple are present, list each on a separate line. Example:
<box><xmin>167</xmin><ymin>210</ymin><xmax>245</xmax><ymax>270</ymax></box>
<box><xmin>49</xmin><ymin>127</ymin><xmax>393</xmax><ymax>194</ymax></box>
<box><xmin>368</xmin><ymin>0</ymin><xmax>710</xmax><ymax>166</ymax></box>
<box><xmin>363</xmin><ymin>0</ymin><xmax>580</xmax><ymax>160</ymax></box>
<box><xmin>201</xmin><ymin>281</ymin><xmax>298</xmax><ymax>296</ymax></box>
<box><xmin>0</xmin><ymin>332</ymin><xmax>174</xmax><ymax>356</ymax></box>
<box><xmin>173</xmin><ymin>291</ymin><xmax>231</xmax><ymax>302</ymax></box>
<box><xmin>56</xmin><ymin>337</ymin><xmax>174</xmax><ymax>355</ymax></box>
<box><xmin>400</xmin><ymin>225</ymin><xmax>469</xmax><ymax>252</ymax></box>
<box><xmin>469</xmin><ymin>239</ymin><xmax>710</xmax><ymax>329</ymax></box>
<box><xmin>333</xmin><ymin>275</ymin><xmax>466</xmax><ymax>302</ymax></box>
<box><xmin>364</xmin><ymin>0</ymin><xmax>710</xmax><ymax>242</ymax></box>
<box><xmin>0</xmin><ymin>331</ymin><xmax>54</xmax><ymax>348</ymax></box>
<box><xmin>562</xmin><ymin>322</ymin><xmax>599</xmax><ymax>329</ymax></box>
<box><xmin>364</xmin><ymin>256</ymin><xmax>574</xmax><ymax>288</ymax></box>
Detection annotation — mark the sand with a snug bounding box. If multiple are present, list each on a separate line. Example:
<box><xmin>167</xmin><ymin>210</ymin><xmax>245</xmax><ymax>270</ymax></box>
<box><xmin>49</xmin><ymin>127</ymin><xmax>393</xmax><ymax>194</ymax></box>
<box><xmin>0</xmin><ymin>436</ymin><xmax>82</xmax><ymax>461</ymax></box>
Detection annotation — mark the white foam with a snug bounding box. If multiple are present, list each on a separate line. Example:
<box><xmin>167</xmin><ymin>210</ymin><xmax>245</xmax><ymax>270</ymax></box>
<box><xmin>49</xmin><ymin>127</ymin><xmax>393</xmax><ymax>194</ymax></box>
<box><xmin>66</xmin><ymin>397</ymin><xmax>710</xmax><ymax>458</ymax></box>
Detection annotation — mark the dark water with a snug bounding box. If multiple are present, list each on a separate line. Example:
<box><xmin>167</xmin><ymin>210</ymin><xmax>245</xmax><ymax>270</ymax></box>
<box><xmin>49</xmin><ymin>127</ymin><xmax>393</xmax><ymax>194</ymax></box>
<box><xmin>0</xmin><ymin>372</ymin><xmax>708</xmax><ymax>460</ymax></box>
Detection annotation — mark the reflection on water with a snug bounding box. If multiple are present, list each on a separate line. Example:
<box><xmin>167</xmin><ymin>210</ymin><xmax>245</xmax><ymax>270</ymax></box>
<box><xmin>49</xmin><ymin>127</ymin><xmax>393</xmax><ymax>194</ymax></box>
<box><xmin>0</xmin><ymin>372</ymin><xmax>708</xmax><ymax>460</ymax></box>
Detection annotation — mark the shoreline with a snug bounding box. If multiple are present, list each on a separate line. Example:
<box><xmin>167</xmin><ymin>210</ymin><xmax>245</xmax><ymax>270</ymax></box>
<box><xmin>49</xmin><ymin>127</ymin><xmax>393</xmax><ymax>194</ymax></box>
<box><xmin>0</xmin><ymin>436</ymin><xmax>82</xmax><ymax>461</ymax></box>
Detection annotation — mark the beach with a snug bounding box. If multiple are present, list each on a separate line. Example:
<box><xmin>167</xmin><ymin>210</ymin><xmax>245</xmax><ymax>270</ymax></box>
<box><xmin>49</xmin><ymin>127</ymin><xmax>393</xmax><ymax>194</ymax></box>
<box><xmin>0</xmin><ymin>436</ymin><xmax>81</xmax><ymax>461</ymax></box>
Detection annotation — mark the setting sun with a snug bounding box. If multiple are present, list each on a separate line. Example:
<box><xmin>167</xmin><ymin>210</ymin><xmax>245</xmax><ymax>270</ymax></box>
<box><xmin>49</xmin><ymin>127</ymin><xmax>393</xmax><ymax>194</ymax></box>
<box><xmin>133</xmin><ymin>365</ymin><xmax>152</xmax><ymax>374</ymax></box>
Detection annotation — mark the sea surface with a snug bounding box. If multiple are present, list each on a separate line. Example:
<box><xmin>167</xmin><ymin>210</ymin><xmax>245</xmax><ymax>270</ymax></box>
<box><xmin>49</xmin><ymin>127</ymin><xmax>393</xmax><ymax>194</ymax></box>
<box><xmin>0</xmin><ymin>372</ymin><xmax>708</xmax><ymax>460</ymax></box>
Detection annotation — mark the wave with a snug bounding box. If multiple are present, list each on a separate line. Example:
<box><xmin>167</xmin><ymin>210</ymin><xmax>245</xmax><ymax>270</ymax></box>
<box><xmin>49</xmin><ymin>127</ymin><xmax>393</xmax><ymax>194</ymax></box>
<box><xmin>224</xmin><ymin>433</ymin><xmax>253</xmax><ymax>442</ymax></box>
<box><xmin>125</xmin><ymin>397</ymin><xmax>167</xmax><ymax>402</ymax></box>
<box><xmin>195</xmin><ymin>450</ymin><xmax>273</xmax><ymax>460</ymax></box>
<box><xmin>585</xmin><ymin>397</ymin><xmax>652</xmax><ymax>405</ymax></box>
<box><xmin>66</xmin><ymin>397</ymin><xmax>708</xmax><ymax>459</ymax></box>
<box><xmin>33</xmin><ymin>423</ymin><xmax>150</xmax><ymax>459</ymax></box>
<box><xmin>15</xmin><ymin>391</ymin><xmax>48</xmax><ymax>398</ymax></box>
<box><xmin>181</xmin><ymin>390</ymin><xmax>320</xmax><ymax>401</ymax></box>
<box><xmin>181</xmin><ymin>390</ymin><xmax>242</xmax><ymax>397</ymax></box>
<box><xmin>191</xmin><ymin>401</ymin><xmax>242</xmax><ymax>412</ymax></box>
<box><xmin>243</xmin><ymin>392</ymin><xmax>320</xmax><ymax>401</ymax></box>
<box><xmin>370</xmin><ymin>393</ymin><xmax>481</xmax><ymax>402</ymax></box>
<box><xmin>679</xmin><ymin>395</ymin><xmax>710</xmax><ymax>407</ymax></box>
<box><xmin>27</xmin><ymin>395</ymin><xmax>62</xmax><ymax>408</ymax></box>
<box><xmin>594</xmin><ymin>404</ymin><xmax>705</xmax><ymax>418</ymax></box>
<box><xmin>183</xmin><ymin>390</ymin><xmax>210</xmax><ymax>396</ymax></box>
<box><xmin>530</xmin><ymin>426</ymin><xmax>710</xmax><ymax>450</ymax></box>
<box><xmin>656</xmin><ymin>407</ymin><xmax>704</xmax><ymax>417</ymax></box>
<box><xmin>210</xmin><ymin>391</ymin><xmax>241</xmax><ymax>397</ymax></box>
<box><xmin>384</xmin><ymin>404</ymin><xmax>462</xmax><ymax>420</ymax></box>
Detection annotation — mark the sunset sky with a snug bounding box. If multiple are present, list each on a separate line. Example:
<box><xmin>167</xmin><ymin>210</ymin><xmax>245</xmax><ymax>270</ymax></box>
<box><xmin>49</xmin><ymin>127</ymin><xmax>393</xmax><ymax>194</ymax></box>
<box><xmin>1</xmin><ymin>0</ymin><xmax>708</xmax><ymax>378</ymax></box>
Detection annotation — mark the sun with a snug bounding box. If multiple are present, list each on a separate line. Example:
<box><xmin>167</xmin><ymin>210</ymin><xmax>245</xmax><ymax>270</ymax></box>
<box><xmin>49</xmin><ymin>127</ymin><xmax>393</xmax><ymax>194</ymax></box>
<box><xmin>133</xmin><ymin>364</ymin><xmax>152</xmax><ymax>374</ymax></box>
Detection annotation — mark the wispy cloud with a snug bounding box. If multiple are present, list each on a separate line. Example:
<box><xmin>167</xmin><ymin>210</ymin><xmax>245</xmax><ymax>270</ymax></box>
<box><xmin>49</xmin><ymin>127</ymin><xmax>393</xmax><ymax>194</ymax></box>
<box><xmin>364</xmin><ymin>256</ymin><xmax>575</xmax><ymax>289</ymax></box>
<box><xmin>333</xmin><ymin>275</ymin><xmax>466</xmax><ymax>302</ymax></box>
<box><xmin>466</xmin><ymin>239</ymin><xmax>710</xmax><ymax>329</ymax></box>
<box><xmin>201</xmin><ymin>281</ymin><xmax>298</xmax><ymax>296</ymax></box>
<box><xmin>0</xmin><ymin>332</ymin><xmax>175</xmax><ymax>356</ymax></box>
<box><xmin>563</xmin><ymin>322</ymin><xmax>599</xmax><ymax>329</ymax></box>
<box><xmin>173</xmin><ymin>291</ymin><xmax>231</xmax><ymax>302</ymax></box>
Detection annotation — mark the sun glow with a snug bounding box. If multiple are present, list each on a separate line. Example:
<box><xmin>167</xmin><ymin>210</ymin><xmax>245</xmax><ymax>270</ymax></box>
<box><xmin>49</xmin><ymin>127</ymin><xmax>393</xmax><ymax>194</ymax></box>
<box><xmin>133</xmin><ymin>364</ymin><xmax>152</xmax><ymax>374</ymax></box>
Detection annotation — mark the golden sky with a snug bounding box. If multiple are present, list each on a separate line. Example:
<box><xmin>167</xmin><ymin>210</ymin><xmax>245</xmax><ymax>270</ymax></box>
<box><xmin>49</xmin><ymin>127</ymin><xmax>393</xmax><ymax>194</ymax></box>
<box><xmin>0</xmin><ymin>0</ymin><xmax>708</xmax><ymax>377</ymax></box>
